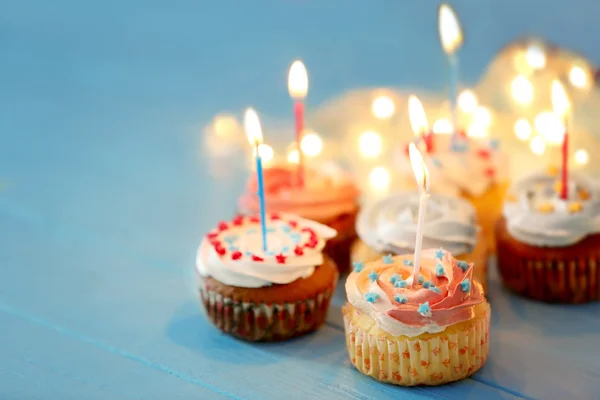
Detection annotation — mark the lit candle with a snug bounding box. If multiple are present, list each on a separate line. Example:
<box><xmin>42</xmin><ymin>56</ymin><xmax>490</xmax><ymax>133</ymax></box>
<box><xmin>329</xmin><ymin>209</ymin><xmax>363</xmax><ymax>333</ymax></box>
<box><xmin>408</xmin><ymin>95</ymin><xmax>432</xmax><ymax>152</ymax></box>
<box><xmin>551</xmin><ymin>80</ymin><xmax>571</xmax><ymax>200</ymax></box>
<box><xmin>288</xmin><ymin>60</ymin><xmax>308</xmax><ymax>187</ymax></box>
<box><xmin>244</xmin><ymin>108</ymin><xmax>268</xmax><ymax>250</ymax></box>
<box><xmin>408</xmin><ymin>143</ymin><xmax>430</xmax><ymax>286</ymax></box>
<box><xmin>438</xmin><ymin>4</ymin><xmax>463</xmax><ymax>137</ymax></box>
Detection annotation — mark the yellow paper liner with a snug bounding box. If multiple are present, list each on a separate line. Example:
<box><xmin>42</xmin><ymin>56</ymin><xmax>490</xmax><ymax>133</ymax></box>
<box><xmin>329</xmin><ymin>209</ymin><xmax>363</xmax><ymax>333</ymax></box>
<box><xmin>199</xmin><ymin>278</ymin><xmax>336</xmax><ymax>342</ymax></box>
<box><xmin>342</xmin><ymin>303</ymin><xmax>490</xmax><ymax>386</ymax></box>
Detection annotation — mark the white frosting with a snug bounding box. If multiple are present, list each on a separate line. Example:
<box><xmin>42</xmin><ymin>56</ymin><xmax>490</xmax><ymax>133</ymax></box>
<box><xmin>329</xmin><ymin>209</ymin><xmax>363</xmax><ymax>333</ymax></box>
<box><xmin>196</xmin><ymin>213</ymin><xmax>337</xmax><ymax>287</ymax></box>
<box><xmin>395</xmin><ymin>135</ymin><xmax>509</xmax><ymax>197</ymax></box>
<box><xmin>503</xmin><ymin>170</ymin><xmax>600</xmax><ymax>247</ymax></box>
<box><xmin>357</xmin><ymin>192</ymin><xmax>479</xmax><ymax>255</ymax></box>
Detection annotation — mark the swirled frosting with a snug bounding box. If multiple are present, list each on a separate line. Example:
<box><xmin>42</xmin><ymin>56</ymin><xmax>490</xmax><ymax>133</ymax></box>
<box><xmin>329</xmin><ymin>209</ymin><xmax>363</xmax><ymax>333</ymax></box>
<box><xmin>503</xmin><ymin>170</ymin><xmax>600</xmax><ymax>247</ymax></box>
<box><xmin>395</xmin><ymin>135</ymin><xmax>509</xmax><ymax>197</ymax></box>
<box><xmin>346</xmin><ymin>249</ymin><xmax>484</xmax><ymax>337</ymax></box>
<box><xmin>238</xmin><ymin>164</ymin><xmax>360</xmax><ymax>222</ymax></box>
<box><xmin>196</xmin><ymin>213</ymin><xmax>337</xmax><ymax>288</ymax></box>
<box><xmin>357</xmin><ymin>192</ymin><xmax>478</xmax><ymax>255</ymax></box>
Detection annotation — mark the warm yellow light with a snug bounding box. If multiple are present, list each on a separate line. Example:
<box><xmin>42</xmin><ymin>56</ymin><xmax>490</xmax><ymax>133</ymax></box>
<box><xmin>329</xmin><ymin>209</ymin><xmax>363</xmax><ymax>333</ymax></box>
<box><xmin>287</xmin><ymin>148</ymin><xmax>299</xmax><ymax>164</ymax></box>
<box><xmin>467</xmin><ymin>122</ymin><xmax>488</xmax><ymax>138</ymax></box>
<box><xmin>534</xmin><ymin>111</ymin><xmax>565</xmax><ymax>145</ymax></box>
<box><xmin>525</xmin><ymin>44</ymin><xmax>546</xmax><ymax>70</ymax></box>
<box><xmin>530</xmin><ymin>136</ymin><xmax>546</xmax><ymax>155</ymax></box>
<box><xmin>358</xmin><ymin>131</ymin><xmax>383</xmax><ymax>158</ymax></box>
<box><xmin>575</xmin><ymin>149</ymin><xmax>589</xmax><ymax>165</ymax></box>
<box><xmin>438</xmin><ymin>4</ymin><xmax>463</xmax><ymax>54</ymax></box>
<box><xmin>408</xmin><ymin>95</ymin><xmax>428</xmax><ymax>136</ymax></box>
<box><xmin>408</xmin><ymin>142</ymin><xmax>430</xmax><ymax>193</ymax></box>
<box><xmin>369</xmin><ymin>166</ymin><xmax>390</xmax><ymax>192</ymax></box>
<box><xmin>371</xmin><ymin>96</ymin><xmax>396</xmax><ymax>119</ymax></box>
<box><xmin>569</xmin><ymin>65</ymin><xmax>589</xmax><ymax>89</ymax></box>
<box><xmin>244</xmin><ymin>108</ymin><xmax>263</xmax><ymax>145</ymax></box>
<box><xmin>253</xmin><ymin>143</ymin><xmax>274</xmax><ymax>164</ymax></box>
<box><xmin>551</xmin><ymin>80</ymin><xmax>570</xmax><ymax>117</ymax></box>
<box><xmin>511</xmin><ymin>75</ymin><xmax>534</xmax><ymax>105</ymax></box>
<box><xmin>514</xmin><ymin>118</ymin><xmax>532</xmax><ymax>141</ymax></box>
<box><xmin>288</xmin><ymin>60</ymin><xmax>308</xmax><ymax>99</ymax></box>
<box><xmin>473</xmin><ymin>106</ymin><xmax>492</xmax><ymax>127</ymax></box>
<box><xmin>458</xmin><ymin>90</ymin><xmax>478</xmax><ymax>114</ymax></box>
<box><xmin>212</xmin><ymin>115</ymin><xmax>239</xmax><ymax>138</ymax></box>
<box><xmin>300</xmin><ymin>132</ymin><xmax>323</xmax><ymax>157</ymax></box>
<box><xmin>433</xmin><ymin>118</ymin><xmax>453</xmax><ymax>135</ymax></box>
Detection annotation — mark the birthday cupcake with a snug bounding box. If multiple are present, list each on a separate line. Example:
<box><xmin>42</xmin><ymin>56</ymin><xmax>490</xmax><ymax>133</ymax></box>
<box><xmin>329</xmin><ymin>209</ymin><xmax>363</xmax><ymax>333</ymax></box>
<box><xmin>238</xmin><ymin>164</ymin><xmax>361</xmax><ymax>272</ymax></box>
<box><xmin>351</xmin><ymin>193</ymin><xmax>488</xmax><ymax>290</ymax></box>
<box><xmin>196</xmin><ymin>213</ymin><xmax>339</xmax><ymax>341</ymax></box>
<box><xmin>496</xmin><ymin>170</ymin><xmax>600</xmax><ymax>303</ymax></box>
<box><xmin>396</xmin><ymin>134</ymin><xmax>509</xmax><ymax>254</ymax></box>
<box><xmin>343</xmin><ymin>250</ymin><xmax>490</xmax><ymax>386</ymax></box>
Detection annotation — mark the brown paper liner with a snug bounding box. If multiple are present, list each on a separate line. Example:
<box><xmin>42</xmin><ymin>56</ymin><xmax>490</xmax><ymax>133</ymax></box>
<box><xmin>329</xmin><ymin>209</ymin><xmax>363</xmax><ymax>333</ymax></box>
<box><xmin>343</xmin><ymin>303</ymin><xmax>490</xmax><ymax>386</ymax></box>
<box><xmin>350</xmin><ymin>233</ymin><xmax>489</xmax><ymax>293</ymax></box>
<box><xmin>496</xmin><ymin>218</ymin><xmax>600</xmax><ymax>303</ymax></box>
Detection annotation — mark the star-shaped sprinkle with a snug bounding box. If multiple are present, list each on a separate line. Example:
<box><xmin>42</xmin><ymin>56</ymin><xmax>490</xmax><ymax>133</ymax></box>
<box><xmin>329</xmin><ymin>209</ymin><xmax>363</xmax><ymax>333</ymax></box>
<box><xmin>435</xmin><ymin>248</ymin><xmax>445</xmax><ymax>259</ymax></box>
<box><xmin>537</xmin><ymin>202</ymin><xmax>554</xmax><ymax>214</ymax></box>
<box><xmin>402</xmin><ymin>259</ymin><xmax>413</xmax><ymax>267</ymax></box>
<box><xmin>394</xmin><ymin>294</ymin><xmax>408</xmax><ymax>304</ymax></box>
<box><xmin>383</xmin><ymin>254</ymin><xmax>394</xmax><ymax>264</ymax></box>
<box><xmin>294</xmin><ymin>246</ymin><xmax>304</xmax><ymax>256</ymax></box>
<box><xmin>457</xmin><ymin>261</ymin><xmax>469</xmax><ymax>272</ymax></box>
<box><xmin>394</xmin><ymin>280</ymin><xmax>408</xmax><ymax>288</ymax></box>
<box><xmin>353</xmin><ymin>261</ymin><xmax>365</xmax><ymax>273</ymax></box>
<box><xmin>418</xmin><ymin>275</ymin><xmax>425</xmax><ymax>284</ymax></box>
<box><xmin>460</xmin><ymin>278</ymin><xmax>471</xmax><ymax>292</ymax></box>
<box><xmin>429</xmin><ymin>286</ymin><xmax>442</xmax><ymax>294</ymax></box>
<box><xmin>368</xmin><ymin>270</ymin><xmax>379</xmax><ymax>282</ymax></box>
<box><xmin>390</xmin><ymin>274</ymin><xmax>401</xmax><ymax>284</ymax></box>
<box><xmin>423</xmin><ymin>281</ymin><xmax>432</xmax><ymax>289</ymax></box>
<box><xmin>436</xmin><ymin>264</ymin><xmax>445</xmax><ymax>277</ymax></box>
<box><xmin>275</xmin><ymin>254</ymin><xmax>287</xmax><ymax>264</ymax></box>
<box><xmin>365</xmin><ymin>292</ymin><xmax>380</xmax><ymax>303</ymax></box>
<box><xmin>418</xmin><ymin>301</ymin><xmax>432</xmax><ymax>317</ymax></box>
<box><xmin>568</xmin><ymin>202</ymin><xmax>583</xmax><ymax>213</ymax></box>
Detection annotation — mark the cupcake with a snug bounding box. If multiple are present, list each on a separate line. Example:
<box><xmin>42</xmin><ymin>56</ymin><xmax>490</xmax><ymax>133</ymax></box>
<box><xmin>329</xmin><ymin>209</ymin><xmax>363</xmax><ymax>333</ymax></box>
<box><xmin>396</xmin><ymin>135</ymin><xmax>509</xmax><ymax>254</ymax></box>
<box><xmin>238</xmin><ymin>164</ymin><xmax>361</xmax><ymax>272</ymax></box>
<box><xmin>196</xmin><ymin>213</ymin><xmax>339</xmax><ymax>341</ymax></box>
<box><xmin>351</xmin><ymin>192</ymin><xmax>488</xmax><ymax>290</ymax></box>
<box><xmin>496</xmin><ymin>169</ymin><xmax>600</xmax><ymax>303</ymax></box>
<box><xmin>343</xmin><ymin>250</ymin><xmax>490</xmax><ymax>385</ymax></box>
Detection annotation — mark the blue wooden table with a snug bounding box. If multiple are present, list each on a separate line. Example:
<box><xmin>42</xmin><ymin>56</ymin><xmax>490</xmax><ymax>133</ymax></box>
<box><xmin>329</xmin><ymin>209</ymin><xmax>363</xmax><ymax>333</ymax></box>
<box><xmin>2</xmin><ymin>1</ymin><xmax>600</xmax><ymax>399</ymax></box>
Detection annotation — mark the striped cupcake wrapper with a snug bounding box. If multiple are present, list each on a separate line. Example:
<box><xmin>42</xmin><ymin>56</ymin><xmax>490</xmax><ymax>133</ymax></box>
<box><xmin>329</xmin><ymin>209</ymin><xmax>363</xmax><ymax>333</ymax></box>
<box><xmin>343</xmin><ymin>303</ymin><xmax>490</xmax><ymax>386</ymax></box>
<box><xmin>198</xmin><ymin>278</ymin><xmax>336</xmax><ymax>341</ymax></box>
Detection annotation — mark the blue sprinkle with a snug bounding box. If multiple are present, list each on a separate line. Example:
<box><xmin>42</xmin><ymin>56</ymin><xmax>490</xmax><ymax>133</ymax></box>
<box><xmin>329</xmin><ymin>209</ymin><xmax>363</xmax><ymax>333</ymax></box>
<box><xmin>458</xmin><ymin>261</ymin><xmax>469</xmax><ymax>271</ymax></box>
<box><xmin>290</xmin><ymin>233</ymin><xmax>301</xmax><ymax>243</ymax></box>
<box><xmin>353</xmin><ymin>261</ymin><xmax>365</xmax><ymax>273</ymax></box>
<box><xmin>451</xmin><ymin>141</ymin><xmax>469</xmax><ymax>153</ymax></box>
<box><xmin>365</xmin><ymin>292</ymin><xmax>380</xmax><ymax>303</ymax></box>
<box><xmin>418</xmin><ymin>275</ymin><xmax>425</xmax><ymax>284</ymax></box>
<box><xmin>390</xmin><ymin>274</ymin><xmax>401</xmax><ymax>284</ymax></box>
<box><xmin>368</xmin><ymin>270</ymin><xmax>379</xmax><ymax>282</ymax></box>
<box><xmin>383</xmin><ymin>254</ymin><xmax>394</xmax><ymax>264</ymax></box>
<box><xmin>435</xmin><ymin>248</ymin><xmax>445</xmax><ymax>259</ymax></box>
<box><xmin>281</xmin><ymin>246</ymin><xmax>290</xmax><ymax>253</ymax></box>
<box><xmin>246</xmin><ymin>228</ymin><xmax>257</xmax><ymax>235</ymax></box>
<box><xmin>461</xmin><ymin>278</ymin><xmax>471</xmax><ymax>292</ymax></box>
<box><xmin>489</xmin><ymin>139</ymin><xmax>500</xmax><ymax>151</ymax></box>
<box><xmin>267</xmin><ymin>251</ymin><xmax>276</xmax><ymax>256</ymax></box>
<box><xmin>228</xmin><ymin>246</ymin><xmax>239</xmax><ymax>251</ymax></box>
<box><xmin>245</xmin><ymin>251</ymin><xmax>253</xmax><ymax>256</ymax></box>
<box><xmin>281</xmin><ymin>225</ymin><xmax>292</xmax><ymax>233</ymax></box>
<box><xmin>223</xmin><ymin>235</ymin><xmax>238</xmax><ymax>244</ymax></box>
<box><xmin>394</xmin><ymin>294</ymin><xmax>408</xmax><ymax>304</ymax></box>
<box><xmin>266</xmin><ymin>227</ymin><xmax>276</xmax><ymax>233</ymax></box>
<box><xmin>402</xmin><ymin>259</ymin><xmax>414</xmax><ymax>267</ymax></box>
<box><xmin>432</xmin><ymin>158</ymin><xmax>443</xmax><ymax>168</ymax></box>
<box><xmin>429</xmin><ymin>286</ymin><xmax>442</xmax><ymax>294</ymax></box>
<box><xmin>418</xmin><ymin>301</ymin><xmax>431</xmax><ymax>317</ymax></box>
<box><xmin>394</xmin><ymin>280</ymin><xmax>408</xmax><ymax>288</ymax></box>
<box><xmin>436</xmin><ymin>264</ymin><xmax>445</xmax><ymax>277</ymax></box>
<box><xmin>423</xmin><ymin>281</ymin><xmax>432</xmax><ymax>289</ymax></box>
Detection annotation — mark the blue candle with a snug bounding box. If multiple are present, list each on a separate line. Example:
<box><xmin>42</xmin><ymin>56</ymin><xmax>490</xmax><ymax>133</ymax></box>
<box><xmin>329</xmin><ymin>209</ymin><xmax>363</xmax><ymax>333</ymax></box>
<box><xmin>255</xmin><ymin>142</ymin><xmax>268</xmax><ymax>251</ymax></box>
<box><xmin>449</xmin><ymin>53</ymin><xmax>459</xmax><ymax>136</ymax></box>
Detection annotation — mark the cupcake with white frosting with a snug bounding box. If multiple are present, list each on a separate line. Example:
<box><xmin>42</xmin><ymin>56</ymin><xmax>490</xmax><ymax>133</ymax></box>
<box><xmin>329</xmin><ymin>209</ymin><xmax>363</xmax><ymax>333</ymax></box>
<box><xmin>196</xmin><ymin>212</ymin><xmax>339</xmax><ymax>341</ymax></box>
<box><xmin>496</xmin><ymin>169</ymin><xmax>600</xmax><ymax>303</ymax></box>
<box><xmin>343</xmin><ymin>251</ymin><xmax>491</xmax><ymax>386</ymax></box>
<box><xmin>351</xmin><ymin>192</ymin><xmax>488</xmax><ymax>289</ymax></box>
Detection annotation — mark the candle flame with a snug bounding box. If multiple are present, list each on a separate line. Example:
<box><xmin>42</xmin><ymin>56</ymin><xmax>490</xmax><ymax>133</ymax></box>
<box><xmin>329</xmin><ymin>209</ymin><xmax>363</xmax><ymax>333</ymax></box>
<box><xmin>408</xmin><ymin>142</ymin><xmax>430</xmax><ymax>193</ymax></box>
<box><xmin>288</xmin><ymin>60</ymin><xmax>308</xmax><ymax>99</ymax></box>
<box><xmin>551</xmin><ymin>80</ymin><xmax>570</xmax><ymax>117</ymax></box>
<box><xmin>408</xmin><ymin>95</ymin><xmax>429</xmax><ymax>137</ymax></box>
<box><xmin>244</xmin><ymin>108</ymin><xmax>263</xmax><ymax>145</ymax></box>
<box><xmin>438</xmin><ymin>4</ymin><xmax>463</xmax><ymax>54</ymax></box>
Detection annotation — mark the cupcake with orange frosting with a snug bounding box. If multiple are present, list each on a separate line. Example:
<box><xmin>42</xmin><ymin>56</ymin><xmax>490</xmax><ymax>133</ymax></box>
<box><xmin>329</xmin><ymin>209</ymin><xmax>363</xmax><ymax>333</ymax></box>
<box><xmin>238</xmin><ymin>164</ymin><xmax>360</xmax><ymax>272</ymax></box>
<box><xmin>343</xmin><ymin>250</ymin><xmax>490</xmax><ymax>385</ymax></box>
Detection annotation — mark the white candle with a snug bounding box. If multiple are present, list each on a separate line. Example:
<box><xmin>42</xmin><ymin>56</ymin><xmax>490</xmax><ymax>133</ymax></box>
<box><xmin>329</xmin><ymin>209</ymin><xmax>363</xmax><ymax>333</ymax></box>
<box><xmin>408</xmin><ymin>143</ymin><xmax>431</xmax><ymax>285</ymax></box>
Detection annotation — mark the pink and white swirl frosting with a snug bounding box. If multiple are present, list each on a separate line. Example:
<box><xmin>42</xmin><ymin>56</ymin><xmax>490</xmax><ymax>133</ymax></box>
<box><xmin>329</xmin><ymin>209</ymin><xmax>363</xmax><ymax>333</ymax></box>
<box><xmin>395</xmin><ymin>135</ymin><xmax>509</xmax><ymax>197</ymax></box>
<box><xmin>196</xmin><ymin>213</ymin><xmax>337</xmax><ymax>288</ymax></box>
<box><xmin>238</xmin><ymin>164</ymin><xmax>360</xmax><ymax>222</ymax></box>
<box><xmin>346</xmin><ymin>249</ymin><xmax>484</xmax><ymax>337</ymax></box>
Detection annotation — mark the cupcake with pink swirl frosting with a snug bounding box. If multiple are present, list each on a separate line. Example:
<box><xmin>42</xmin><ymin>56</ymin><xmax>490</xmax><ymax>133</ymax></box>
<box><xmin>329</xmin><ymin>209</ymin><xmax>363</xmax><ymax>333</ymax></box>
<box><xmin>238</xmin><ymin>163</ymin><xmax>360</xmax><ymax>272</ymax></box>
<box><xmin>343</xmin><ymin>249</ymin><xmax>490</xmax><ymax>386</ymax></box>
